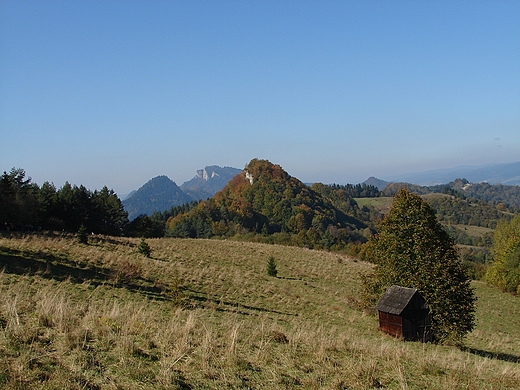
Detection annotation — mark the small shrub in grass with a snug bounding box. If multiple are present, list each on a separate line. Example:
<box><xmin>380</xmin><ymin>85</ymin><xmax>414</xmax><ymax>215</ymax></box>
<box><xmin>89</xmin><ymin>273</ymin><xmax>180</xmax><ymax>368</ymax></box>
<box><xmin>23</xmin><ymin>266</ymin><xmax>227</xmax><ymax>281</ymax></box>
<box><xmin>269</xmin><ymin>330</ymin><xmax>288</xmax><ymax>343</ymax></box>
<box><xmin>138</xmin><ymin>237</ymin><xmax>151</xmax><ymax>258</ymax></box>
<box><xmin>267</xmin><ymin>256</ymin><xmax>278</xmax><ymax>277</ymax></box>
<box><xmin>110</xmin><ymin>259</ymin><xmax>141</xmax><ymax>286</ymax></box>
<box><xmin>155</xmin><ymin>273</ymin><xmax>184</xmax><ymax>305</ymax></box>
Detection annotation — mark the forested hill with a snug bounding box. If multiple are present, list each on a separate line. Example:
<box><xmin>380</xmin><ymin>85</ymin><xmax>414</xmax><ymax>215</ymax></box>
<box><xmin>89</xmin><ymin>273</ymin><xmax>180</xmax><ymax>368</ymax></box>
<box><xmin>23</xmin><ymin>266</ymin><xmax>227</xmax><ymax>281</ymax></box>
<box><xmin>382</xmin><ymin>178</ymin><xmax>520</xmax><ymax>210</ymax></box>
<box><xmin>165</xmin><ymin>159</ymin><xmax>368</xmax><ymax>250</ymax></box>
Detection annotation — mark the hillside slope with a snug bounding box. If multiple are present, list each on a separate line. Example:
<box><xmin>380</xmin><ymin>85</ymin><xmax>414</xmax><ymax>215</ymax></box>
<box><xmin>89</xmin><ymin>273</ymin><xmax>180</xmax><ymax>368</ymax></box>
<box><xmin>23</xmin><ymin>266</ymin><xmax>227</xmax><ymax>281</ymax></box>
<box><xmin>122</xmin><ymin>166</ymin><xmax>242</xmax><ymax>220</ymax></box>
<box><xmin>0</xmin><ymin>234</ymin><xmax>519</xmax><ymax>389</ymax></box>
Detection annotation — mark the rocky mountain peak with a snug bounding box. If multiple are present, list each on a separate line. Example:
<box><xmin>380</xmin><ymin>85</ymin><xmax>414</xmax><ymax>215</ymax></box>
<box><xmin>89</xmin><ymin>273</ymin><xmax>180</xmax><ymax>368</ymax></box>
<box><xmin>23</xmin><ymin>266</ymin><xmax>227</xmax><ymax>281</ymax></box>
<box><xmin>196</xmin><ymin>168</ymin><xmax>221</xmax><ymax>181</ymax></box>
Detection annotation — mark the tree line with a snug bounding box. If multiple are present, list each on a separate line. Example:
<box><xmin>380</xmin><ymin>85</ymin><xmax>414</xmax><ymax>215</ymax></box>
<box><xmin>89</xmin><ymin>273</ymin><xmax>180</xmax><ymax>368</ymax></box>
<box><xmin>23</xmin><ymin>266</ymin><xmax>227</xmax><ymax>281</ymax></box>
<box><xmin>0</xmin><ymin>168</ymin><xmax>128</xmax><ymax>235</ymax></box>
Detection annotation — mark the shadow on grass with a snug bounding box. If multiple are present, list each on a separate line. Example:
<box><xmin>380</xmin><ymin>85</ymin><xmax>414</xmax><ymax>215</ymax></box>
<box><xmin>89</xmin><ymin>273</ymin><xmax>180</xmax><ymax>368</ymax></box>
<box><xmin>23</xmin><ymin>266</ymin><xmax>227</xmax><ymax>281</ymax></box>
<box><xmin>0</xmin><ymin>248</ymin><xmax>169</xmax><ymax>301</ymax></box>
<box><xmin>185</xmin><ymin>288</ymin><xmax>298</xmax><ymax>317</ymax></box>
<box><xmin>460</xmin><ymin>346</ymin><xmax>520</xmax><ymax>364</ymax></box>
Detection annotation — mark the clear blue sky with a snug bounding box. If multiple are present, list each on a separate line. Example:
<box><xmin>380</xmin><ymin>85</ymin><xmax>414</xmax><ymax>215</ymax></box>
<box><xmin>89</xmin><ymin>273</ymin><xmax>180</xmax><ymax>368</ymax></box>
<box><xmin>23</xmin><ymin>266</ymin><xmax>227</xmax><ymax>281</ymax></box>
<box><xmin>1</xmin><ymin>1</ymin><xmax>519</xmax><ymax>195</ymax></box>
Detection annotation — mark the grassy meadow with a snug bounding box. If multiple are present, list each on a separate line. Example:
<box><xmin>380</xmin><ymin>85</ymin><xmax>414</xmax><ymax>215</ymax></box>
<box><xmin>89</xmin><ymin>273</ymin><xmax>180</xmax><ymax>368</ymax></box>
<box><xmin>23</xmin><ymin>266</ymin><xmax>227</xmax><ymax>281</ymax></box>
<box><xmin>0</xmin><ymin>233</ymin><xmax>519</xmax><ymax>389</ymax></box>
<box><xmin>354</xmin><ymin>197</ymin><xmax>394</xmax><ymax>215</ymax></box>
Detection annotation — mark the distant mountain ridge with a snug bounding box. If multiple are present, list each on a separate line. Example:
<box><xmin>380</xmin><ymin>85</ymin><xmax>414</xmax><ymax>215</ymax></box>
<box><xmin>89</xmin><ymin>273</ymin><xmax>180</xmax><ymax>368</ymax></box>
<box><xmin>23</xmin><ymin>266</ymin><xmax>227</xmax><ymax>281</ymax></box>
<box><xmin>363</xmin><ymin>177</ymin><xmax>389</xmax><ymax>190</ymax></box>
<box><xmin>385</xmin><ymin>161</ymin><xmax>520</xmax><ymax>186</ymax></box>
<box><xmin>122</xmin><ymin>166</ymin><xmax>241</xmax><ymax>220</ymax></box>
<box><xmin>180</xmin><ymin>165</ymin><xmax>242</xmax><ymax>200</ymax></box>
<box><xmin>122</xmin><ymin>176</ymin><xmax>192</xmax><ymax>221</ymax></box>
<box><xmin>123</xmin><ymin>162</ymin><xmax>519</xmax><ymax>221</ymax></box>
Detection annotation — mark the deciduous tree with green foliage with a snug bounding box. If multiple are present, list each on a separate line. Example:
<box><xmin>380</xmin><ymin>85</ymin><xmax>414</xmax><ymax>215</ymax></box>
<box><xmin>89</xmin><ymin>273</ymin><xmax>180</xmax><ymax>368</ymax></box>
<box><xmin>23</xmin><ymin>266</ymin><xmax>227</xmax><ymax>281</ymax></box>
<box><xmin>486</xmin><ymin>214</ymin><xmax>520</xmax><ymax>294</ymax></box>
<box><xmin>362</xmin><ymin>188</ymin><xmax>476</xmax><ymax>344</ymax></box>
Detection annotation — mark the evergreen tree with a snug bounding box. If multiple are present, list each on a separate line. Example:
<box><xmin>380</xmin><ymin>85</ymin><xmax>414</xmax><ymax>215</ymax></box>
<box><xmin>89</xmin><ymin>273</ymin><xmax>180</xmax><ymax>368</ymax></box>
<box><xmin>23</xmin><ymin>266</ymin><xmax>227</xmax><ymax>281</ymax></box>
<box><xmin>138</xmin><ymin>237</ymin><xmax>152</xmax><ymax>258</ymax></box>
<box><xmin>124</xmin><ymin>214</ymin><xmax>165</xmax><ymax>238</ymax></box>
<box><xmin>0</xmin><ymin>168</ymin><xmax>39</xmax><ymax>230</ymax></box>
<box><xmin>92</xmin><ymin>186</ymin><xmax>129</xmax><ymax>236</ymax></box>
<box><xmin>362</xmin><ymin>188</ymin><xmax>476</xmax><ymax>344</ymax></box>
<box><xmin>267</xmin><ymin>256</ymin><xmax>278</xmax><ymax>277</ymax></box>
<box><xmin>77</xmin><ymin>224</ymin><xmax>88</xmax><ymax>245</ymax></box>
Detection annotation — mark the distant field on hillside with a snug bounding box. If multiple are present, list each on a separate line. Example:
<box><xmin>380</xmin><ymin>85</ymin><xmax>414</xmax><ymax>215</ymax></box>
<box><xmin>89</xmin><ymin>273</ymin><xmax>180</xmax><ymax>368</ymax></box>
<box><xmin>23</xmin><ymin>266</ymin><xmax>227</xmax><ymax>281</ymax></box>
<box><xmin>0</xmin><ymin>234</ymin><xmax>519</xmax><ymax>389</ymax></box>
<box><xmin>354</xmin><ymin>197</ymin><xmax>393</xmax><ymax>213</ymax></box>
<box><xmin>354</xmin><ymin>194</ymin><xmax>451</xmax><ymax>215</ymax></box>
<box><xmin>451</xmin><ymin>224</ymin><xmax>494</xmax><ymax>237</ymax></box>
<box><xmin>420</xmin><ymin>193</ymin><xmax>452</xmax><ymax>200</ymax></box>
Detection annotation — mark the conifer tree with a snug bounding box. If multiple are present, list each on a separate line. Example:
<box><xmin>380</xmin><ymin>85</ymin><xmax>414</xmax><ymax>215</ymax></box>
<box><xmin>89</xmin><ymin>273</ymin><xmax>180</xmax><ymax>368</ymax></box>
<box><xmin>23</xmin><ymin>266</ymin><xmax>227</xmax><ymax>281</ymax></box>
<box><xmin>138</xmin><ymin>237</ymin><xmax>151</xmax><ymax>258</ymax></box>
<box><xmin>77</xmin><ymin>224</ymin><xmax>88</xmax><ymax>245</ymax></box>
<box><xmin>362</xmin><ymin>188</ymin><xmax>476</xmax><ymax>343</ymax></box>
<box><xmin>267</xmin><ymin>256</ymin><xmax>278</xmax><ymax>277</ymax></box>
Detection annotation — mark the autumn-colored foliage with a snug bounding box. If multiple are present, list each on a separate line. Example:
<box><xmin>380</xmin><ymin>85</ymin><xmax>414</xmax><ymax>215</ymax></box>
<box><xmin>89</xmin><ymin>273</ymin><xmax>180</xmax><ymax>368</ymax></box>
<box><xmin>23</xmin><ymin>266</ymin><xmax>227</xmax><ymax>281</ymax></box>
<box><xmin>166</xmin><ymin>159</ymin><xmax>367</xmax><ymax>249</ymax></box>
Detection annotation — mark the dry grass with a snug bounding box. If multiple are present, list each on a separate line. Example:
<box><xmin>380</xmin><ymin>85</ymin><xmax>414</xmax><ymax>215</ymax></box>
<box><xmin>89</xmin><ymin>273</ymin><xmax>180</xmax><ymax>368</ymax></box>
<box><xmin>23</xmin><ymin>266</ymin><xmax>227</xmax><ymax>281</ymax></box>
<box><xmin>0</xmin><ymin>233</ymin><xmax>519</xmax><ymax>389</ymax></box>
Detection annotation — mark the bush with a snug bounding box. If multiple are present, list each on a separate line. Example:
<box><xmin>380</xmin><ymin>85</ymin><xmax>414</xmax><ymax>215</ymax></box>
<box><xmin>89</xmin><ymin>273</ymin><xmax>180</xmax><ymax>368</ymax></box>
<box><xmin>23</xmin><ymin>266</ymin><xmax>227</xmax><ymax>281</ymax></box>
<box><xmin>110</xmin><ymin>258</ymin><xmax>141</xmax><ymax>286</ymax></box>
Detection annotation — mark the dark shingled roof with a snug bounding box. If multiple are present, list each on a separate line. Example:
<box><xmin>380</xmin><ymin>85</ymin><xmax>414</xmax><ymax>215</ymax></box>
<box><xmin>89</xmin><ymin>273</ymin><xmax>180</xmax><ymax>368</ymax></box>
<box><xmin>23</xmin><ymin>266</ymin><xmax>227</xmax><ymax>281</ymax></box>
<box><xmin>375</xmin><ymin>285</ymin><xmax>421</xmax><ymax>315</ymax></box>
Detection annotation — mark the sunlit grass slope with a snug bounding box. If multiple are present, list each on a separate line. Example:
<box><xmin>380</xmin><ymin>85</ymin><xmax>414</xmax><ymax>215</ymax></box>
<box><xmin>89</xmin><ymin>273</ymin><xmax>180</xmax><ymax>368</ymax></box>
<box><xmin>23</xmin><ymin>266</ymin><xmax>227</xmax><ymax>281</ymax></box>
<box><xmin>1</xmin><ymin>233</ymin><xmax>519</xmax><ymax>389</ymax></box>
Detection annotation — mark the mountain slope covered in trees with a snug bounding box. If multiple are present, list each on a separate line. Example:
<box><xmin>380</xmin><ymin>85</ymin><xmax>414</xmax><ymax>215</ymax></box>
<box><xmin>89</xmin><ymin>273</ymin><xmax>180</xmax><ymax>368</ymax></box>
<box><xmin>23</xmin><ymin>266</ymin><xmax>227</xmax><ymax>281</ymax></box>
<box><xmin>166</xmin><ymin>159</ymin><xmax>368</xmax><ymax>250</ymax></box>
<box><xmin>383</xmin><ymin>178</ymin><xmax>520</xmax><ymax>209</ymax></box>
<box><xmin>381</xmin><ymin>179</ymin><xmax>519</xmax><ymax>223</ymax></box>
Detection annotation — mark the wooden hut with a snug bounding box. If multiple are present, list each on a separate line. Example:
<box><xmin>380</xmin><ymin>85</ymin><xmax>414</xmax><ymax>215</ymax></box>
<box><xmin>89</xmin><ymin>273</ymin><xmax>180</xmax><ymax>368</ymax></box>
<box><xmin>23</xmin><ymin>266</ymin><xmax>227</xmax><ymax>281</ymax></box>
<box><xmin>375</xmin><ymin>285</ymin><xmax>433</xmax><ymax>342</ymax></box>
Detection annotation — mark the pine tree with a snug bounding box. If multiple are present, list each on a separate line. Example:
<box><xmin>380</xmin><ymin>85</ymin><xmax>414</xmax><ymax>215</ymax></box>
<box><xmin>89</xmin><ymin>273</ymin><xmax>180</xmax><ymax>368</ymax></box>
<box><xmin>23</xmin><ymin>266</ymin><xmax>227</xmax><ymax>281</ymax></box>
<box><xmin>267</xmin><ymin>256</ymin><xmax>278</xmax><ymax>277</ymax></box>
<box><xmin>362</xmin><ymin>188</ymin><xmax>476</xmax><ymax>343</ymax></box>
<box><xmin>138</xmin><ymin>237</ymin><xmax>151</xmax><ymax>257</ymax></box>
<box><xmin>77</xmin><ymin>224</ymin><xmax>88</xmax><ymax>245</ymax></box>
